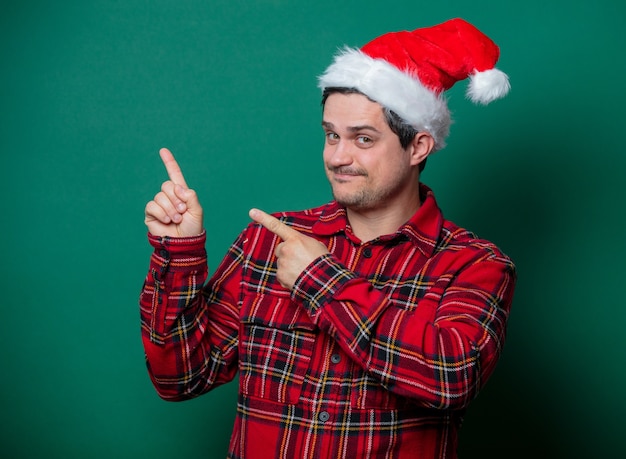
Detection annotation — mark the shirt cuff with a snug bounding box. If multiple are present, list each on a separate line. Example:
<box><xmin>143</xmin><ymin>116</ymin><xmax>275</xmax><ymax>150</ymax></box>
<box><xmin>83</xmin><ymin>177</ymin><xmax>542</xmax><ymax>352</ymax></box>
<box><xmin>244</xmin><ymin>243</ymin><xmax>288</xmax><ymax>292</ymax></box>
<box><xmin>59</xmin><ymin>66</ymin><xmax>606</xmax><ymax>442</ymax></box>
<box><xmin>148</xmin><ymin>230</ymin><xmax>206</xmax><ymax>252</ymax></box>
<box><xmin>147</xmin><ymin>231</ymin><xmax>207</xmax><ymax>272</ymax></box>
<box><xmin>291</xmin><ymin>254</ymin><xmax>357</xmax><ymax>322</ymax></box>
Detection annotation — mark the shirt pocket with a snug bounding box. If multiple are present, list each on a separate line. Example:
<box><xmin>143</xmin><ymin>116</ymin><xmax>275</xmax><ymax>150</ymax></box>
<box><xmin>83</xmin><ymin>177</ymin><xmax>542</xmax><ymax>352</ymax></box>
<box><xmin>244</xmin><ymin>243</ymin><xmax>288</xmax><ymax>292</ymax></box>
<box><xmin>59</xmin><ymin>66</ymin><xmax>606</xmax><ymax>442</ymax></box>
<box><xmin>239</xmin><ymin>292</ymin><xmax>317</xmax><ymax>405</ymax></box>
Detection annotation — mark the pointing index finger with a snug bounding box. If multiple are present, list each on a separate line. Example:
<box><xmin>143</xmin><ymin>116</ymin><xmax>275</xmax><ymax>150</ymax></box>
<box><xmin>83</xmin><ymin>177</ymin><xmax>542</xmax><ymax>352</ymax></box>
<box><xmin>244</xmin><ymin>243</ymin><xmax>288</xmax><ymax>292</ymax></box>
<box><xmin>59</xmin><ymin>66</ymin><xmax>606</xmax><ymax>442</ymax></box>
<box><xmin>249</xmin><ymin>208</ymin><xmax>299</xmax><ymax>240</ymax></box>
<box><xmin>159</xmin><ymin>148</ymin><xmax>188</xmax><ymax>188</ymax></box>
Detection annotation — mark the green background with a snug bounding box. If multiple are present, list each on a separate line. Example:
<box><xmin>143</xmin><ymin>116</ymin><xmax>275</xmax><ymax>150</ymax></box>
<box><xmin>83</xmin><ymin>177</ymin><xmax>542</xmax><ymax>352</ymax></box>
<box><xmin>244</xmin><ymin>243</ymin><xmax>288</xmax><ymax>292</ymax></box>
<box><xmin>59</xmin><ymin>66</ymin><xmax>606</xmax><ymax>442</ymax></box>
<box><xmin>2</xmin><ymin>0</ymin><xmax>625</xmax><ymax>457</ymax></box>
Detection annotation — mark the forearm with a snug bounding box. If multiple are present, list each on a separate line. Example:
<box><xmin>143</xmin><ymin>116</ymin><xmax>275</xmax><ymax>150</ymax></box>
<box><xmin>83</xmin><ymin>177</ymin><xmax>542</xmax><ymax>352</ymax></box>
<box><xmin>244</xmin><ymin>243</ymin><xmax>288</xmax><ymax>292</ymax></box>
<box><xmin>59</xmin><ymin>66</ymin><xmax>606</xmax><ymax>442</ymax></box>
<box><xmin>139</xmin><ymin>231</ymin><xmax>239</xmax><ymax>400</ymax></box>
<box><xmin>293</xmin><ymin>253</ymin><xmax>516</xmax><ymax>410</ymax></box>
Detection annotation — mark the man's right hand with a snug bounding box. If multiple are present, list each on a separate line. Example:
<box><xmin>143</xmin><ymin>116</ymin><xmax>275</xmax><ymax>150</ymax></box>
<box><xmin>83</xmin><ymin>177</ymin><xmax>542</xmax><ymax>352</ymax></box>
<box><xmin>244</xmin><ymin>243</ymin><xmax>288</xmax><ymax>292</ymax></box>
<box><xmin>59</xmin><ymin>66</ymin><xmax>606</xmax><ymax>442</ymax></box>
<box><xmin>144</xmin><ymin>148</ymin><xmax>204</xmax><ymax>237</ymax></box>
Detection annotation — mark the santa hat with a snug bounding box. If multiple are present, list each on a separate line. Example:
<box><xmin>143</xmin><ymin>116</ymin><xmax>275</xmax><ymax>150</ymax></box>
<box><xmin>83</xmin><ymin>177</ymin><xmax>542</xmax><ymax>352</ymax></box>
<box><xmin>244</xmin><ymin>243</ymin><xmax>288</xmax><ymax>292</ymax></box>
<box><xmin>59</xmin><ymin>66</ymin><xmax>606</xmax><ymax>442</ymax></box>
<box><xmin>318</xmin><ymin>18</ymin><xmax>510</xmax><ymax>151</ymax></box>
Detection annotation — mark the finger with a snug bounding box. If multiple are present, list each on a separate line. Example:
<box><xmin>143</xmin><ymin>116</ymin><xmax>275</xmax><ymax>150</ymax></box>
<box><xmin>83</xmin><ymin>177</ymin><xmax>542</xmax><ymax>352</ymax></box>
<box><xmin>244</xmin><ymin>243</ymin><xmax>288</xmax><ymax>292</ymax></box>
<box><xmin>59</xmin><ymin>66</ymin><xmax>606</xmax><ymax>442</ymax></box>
<box><xmin>249</xmin><ymin>208</ymin><xmax>299</xmax><ymax>241</ymax></box>
<box><xmin>161</xmin><ymin>181</ymin><xmax>188</xmax><ymax>213</ymax></box>
<box><xmin>154</xmin><ymin>190</ymin><xmax>183</xmax><ymax>223</ymax></box>
<box><xmin>145</xmin><ymin>199</ymin><xmax>172</xmax><ymax>224</ymax></box>
<box><xmin>159</xmin><ymin>148</ymin><xmax>189</xmax><ymax>188</ymax></box>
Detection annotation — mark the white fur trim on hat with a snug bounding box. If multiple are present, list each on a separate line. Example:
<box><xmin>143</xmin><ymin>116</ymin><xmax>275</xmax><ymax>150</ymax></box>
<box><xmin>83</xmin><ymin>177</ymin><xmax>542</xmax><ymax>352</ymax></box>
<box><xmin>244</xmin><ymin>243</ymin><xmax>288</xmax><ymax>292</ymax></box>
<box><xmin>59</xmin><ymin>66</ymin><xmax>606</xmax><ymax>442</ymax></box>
<box><xmin>318</xmin><ymin>47</ymin><xmax>451</xmax><ymax>151</ymax></box>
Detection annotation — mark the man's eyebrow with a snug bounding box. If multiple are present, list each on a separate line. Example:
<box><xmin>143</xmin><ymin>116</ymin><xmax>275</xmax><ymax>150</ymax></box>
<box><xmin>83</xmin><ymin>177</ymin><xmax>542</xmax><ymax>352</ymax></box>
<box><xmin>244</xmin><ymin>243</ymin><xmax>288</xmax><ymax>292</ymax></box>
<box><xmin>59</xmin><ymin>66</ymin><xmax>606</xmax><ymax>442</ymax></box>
<box><xmin>321</xmin><ymin>121</ymin><xmax>381</xmax><ymax>133</ymax></box>
<box><xmin>348</xmin><ymin>124</ymin><xmax>381</xmax><ymax>133</ymax></box>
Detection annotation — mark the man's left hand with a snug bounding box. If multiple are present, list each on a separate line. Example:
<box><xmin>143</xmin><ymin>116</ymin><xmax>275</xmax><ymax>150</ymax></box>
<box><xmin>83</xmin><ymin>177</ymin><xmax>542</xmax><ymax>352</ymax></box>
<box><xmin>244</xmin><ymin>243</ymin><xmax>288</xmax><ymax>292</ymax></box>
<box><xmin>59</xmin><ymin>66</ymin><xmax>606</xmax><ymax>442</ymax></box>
<box><xmin>249</xmin><ymin>208</ymin><xmax>329</xmax><ymax>290</ymax></box>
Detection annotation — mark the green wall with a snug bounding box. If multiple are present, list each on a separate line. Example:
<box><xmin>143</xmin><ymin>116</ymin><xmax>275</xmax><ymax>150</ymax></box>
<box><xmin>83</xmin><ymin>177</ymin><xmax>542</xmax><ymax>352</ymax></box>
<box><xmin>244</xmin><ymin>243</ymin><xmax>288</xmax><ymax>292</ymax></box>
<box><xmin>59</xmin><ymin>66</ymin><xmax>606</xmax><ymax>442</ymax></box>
<box><xmin>2</xmin><ymin>1</ymin><xmax>625</xmax><ymax>457</ymax></box>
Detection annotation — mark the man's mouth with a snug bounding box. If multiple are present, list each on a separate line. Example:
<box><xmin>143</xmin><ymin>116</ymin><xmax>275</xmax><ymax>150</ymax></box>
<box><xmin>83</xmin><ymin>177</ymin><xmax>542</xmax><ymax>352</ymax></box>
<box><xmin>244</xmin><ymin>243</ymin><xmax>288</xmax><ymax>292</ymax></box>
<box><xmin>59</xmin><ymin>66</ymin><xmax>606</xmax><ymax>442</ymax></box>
<box><xmin>328</xmin><ymin>167</ymin><xmax>367</xmax><ymax>179</ymax></box>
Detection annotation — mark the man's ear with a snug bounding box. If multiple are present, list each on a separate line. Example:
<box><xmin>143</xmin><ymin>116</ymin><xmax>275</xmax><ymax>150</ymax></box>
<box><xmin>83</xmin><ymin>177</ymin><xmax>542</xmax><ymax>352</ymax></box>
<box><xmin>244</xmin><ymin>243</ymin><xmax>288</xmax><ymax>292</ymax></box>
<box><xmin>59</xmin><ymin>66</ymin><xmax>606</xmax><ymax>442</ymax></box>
<box><xmin>409</xmin><ymin>132</ymin><xmax>435</xmax><ymax>166</ymax></box>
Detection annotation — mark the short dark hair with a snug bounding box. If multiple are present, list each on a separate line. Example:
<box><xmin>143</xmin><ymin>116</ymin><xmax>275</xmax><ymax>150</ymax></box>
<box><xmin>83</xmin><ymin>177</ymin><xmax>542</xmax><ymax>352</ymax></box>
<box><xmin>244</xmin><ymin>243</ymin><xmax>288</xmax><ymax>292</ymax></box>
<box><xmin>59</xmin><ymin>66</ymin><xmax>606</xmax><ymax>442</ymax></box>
<box><xmin>321</xmin><ymin>87</ymin><xmax>427</xmax><ymax>172</ymax></box>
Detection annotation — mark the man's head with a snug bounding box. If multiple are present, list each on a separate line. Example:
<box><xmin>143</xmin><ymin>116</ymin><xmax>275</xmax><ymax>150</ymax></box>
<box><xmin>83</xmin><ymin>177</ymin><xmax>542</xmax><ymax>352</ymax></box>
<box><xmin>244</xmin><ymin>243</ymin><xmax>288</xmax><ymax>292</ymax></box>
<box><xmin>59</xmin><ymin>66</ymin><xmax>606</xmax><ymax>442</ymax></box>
<box><xmin>318</xmin><ymin>18</ymin><xmax>510</xmax><ymax>153</ymax></box>
<box><xmin>321</xmin><ymin>91</ymin><xmax>433</xmax><ymax>213</ymax></box>
<box><xmin>322</xmin><ymin>87</ymin><xmax>427</xmax><ymax>172</ymax></box>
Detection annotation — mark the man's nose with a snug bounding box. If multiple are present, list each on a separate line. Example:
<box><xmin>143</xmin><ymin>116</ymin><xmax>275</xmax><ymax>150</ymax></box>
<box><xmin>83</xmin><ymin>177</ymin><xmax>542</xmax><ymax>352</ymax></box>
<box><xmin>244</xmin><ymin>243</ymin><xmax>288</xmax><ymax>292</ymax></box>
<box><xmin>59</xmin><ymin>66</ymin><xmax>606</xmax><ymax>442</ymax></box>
<box><xmin>326</xmin><ymin>140</ymin><xmax>353</xmax><ymax>167</ymax></box>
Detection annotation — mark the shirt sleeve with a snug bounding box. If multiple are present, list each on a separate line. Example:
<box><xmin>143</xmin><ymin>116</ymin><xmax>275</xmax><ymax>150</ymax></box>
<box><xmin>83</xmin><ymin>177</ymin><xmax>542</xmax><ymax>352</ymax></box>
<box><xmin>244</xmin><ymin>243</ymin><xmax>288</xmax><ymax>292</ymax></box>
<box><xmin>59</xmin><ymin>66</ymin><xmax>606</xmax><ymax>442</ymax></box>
<box><xmin>291</xmin><ymin>248</ymin><xmax>516</xmax><ymax>410</ymax></box>
<box><xmin>139</xmin><ymin>231</ymin><xmax>242</xmax><ymax>401</ymax></box>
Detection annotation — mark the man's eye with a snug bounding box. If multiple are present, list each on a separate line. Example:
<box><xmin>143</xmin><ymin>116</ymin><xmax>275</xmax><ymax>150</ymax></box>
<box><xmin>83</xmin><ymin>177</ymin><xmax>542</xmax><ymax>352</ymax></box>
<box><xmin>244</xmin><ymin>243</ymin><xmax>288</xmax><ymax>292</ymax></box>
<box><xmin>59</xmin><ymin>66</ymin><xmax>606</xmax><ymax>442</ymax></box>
<box><xmin>326</xmin><ymin>132</ymin><xmax>339</xmax><ymax>142</ymax></box>
<box><xmin>356</xmin><ymin>136</ymin><xmax>372</xmax><ymax>145</ymax></box>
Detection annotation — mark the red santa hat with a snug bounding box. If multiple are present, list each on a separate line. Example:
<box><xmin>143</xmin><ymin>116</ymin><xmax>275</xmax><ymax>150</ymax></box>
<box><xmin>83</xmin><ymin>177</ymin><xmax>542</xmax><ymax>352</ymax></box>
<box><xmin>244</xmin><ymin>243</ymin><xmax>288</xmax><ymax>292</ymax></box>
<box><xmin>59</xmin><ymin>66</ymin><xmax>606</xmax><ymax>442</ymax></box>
<box><xmin>318</xmin><ymin>18</ymin><xmax>510</xmax><ymax>151</ymax></box>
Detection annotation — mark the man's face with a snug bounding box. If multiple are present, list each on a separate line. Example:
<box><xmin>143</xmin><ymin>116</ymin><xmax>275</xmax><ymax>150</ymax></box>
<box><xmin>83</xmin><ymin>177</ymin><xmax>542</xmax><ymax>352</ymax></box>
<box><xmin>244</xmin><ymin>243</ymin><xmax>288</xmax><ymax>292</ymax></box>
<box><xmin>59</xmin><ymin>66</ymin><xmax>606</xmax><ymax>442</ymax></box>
<box><xmin>322</xmin><ymin>92</ymin><xmax>418</xmax><ymax>212</ymax></box>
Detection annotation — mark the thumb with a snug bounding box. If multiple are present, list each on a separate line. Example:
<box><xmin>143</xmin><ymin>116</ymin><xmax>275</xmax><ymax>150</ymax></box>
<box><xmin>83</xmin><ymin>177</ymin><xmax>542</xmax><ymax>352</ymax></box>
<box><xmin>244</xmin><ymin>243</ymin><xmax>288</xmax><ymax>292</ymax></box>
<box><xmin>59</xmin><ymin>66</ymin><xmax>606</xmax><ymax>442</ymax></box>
<box><xmin>175</xmin><ymin>183</ymin><xmax>191</xmax><ymax>201</ymax></box>
<box><xmin>174</xmin><ymin>183</ymin><xmax>202</xmax><ymax>216</ymax></box>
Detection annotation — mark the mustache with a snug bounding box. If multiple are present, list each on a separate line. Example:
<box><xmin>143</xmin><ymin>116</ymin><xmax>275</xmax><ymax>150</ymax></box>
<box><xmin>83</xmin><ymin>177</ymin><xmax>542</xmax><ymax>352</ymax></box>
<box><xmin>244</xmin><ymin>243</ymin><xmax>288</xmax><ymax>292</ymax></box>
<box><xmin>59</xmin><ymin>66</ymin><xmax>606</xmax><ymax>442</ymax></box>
<box><xmin>327</xmin><ymin>165</ymin><xmax>368</xmax><ymax>176</ymax></box>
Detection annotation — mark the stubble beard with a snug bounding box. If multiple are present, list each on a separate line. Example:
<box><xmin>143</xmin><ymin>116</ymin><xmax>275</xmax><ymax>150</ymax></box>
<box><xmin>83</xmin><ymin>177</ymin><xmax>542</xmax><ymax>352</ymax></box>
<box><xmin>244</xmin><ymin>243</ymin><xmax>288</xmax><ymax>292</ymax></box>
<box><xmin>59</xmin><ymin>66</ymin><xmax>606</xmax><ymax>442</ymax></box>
<box><xmin>327</xmin><ymin>166</ymin><xmax>413</xmax><ymax>212</ymax></box>
<box><xmin>329</xmin><ymin>176</ymin><xmax>393</xmax><ymax>212</ymax></box>
<box><xmin>327</xmin><ymin>166</ymin><xmax>373</xmax><ymax>210</ymax></box>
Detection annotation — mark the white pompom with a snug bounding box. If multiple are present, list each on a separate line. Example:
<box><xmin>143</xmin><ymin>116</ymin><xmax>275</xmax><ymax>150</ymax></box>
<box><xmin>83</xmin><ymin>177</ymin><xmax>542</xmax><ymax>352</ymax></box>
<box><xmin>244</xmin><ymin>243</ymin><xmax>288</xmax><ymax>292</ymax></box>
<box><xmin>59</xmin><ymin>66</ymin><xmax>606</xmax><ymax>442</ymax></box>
<box><xmin>467</xmin><ymin>68</ymin><xmax>510</xmax><ymax>105</ymax></box>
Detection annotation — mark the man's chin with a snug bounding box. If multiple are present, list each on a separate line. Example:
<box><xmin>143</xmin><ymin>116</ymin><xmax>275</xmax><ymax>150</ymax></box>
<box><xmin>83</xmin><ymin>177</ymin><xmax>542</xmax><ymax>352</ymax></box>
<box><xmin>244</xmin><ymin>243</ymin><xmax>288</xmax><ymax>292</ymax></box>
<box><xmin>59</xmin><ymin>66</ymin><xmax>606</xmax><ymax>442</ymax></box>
<box><xmin>333</xmin><ymin>193</ymin><xmax>368</xmax><ymax>210</ymax></box>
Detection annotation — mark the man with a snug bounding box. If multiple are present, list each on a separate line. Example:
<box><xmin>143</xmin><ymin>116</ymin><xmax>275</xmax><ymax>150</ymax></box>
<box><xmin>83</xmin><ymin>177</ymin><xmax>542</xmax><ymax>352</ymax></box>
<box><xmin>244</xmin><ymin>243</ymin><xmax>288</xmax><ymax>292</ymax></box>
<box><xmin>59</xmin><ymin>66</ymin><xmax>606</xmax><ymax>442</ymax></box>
<box><xmin>141</xmin><ymin>18</ymin><xmax>516</xmax><ymax>459</ymax></box>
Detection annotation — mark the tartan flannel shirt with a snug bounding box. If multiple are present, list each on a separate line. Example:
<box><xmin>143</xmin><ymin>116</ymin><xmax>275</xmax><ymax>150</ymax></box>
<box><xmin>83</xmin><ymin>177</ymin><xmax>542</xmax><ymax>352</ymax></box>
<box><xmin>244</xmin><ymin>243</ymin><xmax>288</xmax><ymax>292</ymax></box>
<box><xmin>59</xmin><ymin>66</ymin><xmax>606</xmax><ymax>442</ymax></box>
<box><xmin>140</xmin><ymin>184</ymin><xmax>516</xmax><ymax>459</ymax></box>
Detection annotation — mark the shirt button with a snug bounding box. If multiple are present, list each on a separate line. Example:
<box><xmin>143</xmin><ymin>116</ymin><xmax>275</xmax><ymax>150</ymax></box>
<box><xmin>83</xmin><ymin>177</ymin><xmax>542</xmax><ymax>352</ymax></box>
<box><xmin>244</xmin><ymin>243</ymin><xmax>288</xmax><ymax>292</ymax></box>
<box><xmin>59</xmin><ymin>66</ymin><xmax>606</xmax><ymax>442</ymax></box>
<box><xmin>330</xmin><ymin>354</ymin><xmax>341</xmax><ymax>364</ymax></box>
<box><xmin>159</xmin><ymin>249</ymin><xmax>169</xmax><ymax>258</ymax></box>
<box><xmin>362</xmin><ymin>248</ymin><xmax>372</xmax><ymax>258</ymax></box>
<box><xmin>318</xmin><ymin>411</ymin><xmax>330</xmax><ymax>422</ymax></box>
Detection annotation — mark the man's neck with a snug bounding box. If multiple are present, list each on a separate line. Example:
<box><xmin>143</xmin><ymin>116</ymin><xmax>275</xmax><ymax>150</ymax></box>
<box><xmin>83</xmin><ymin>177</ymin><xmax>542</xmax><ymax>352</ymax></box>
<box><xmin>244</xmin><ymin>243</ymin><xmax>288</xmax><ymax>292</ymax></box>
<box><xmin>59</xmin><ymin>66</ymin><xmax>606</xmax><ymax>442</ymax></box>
<box><xmin>346</xmin><ymin>192</ymin><xmax>421</xmax><ymax>243</ymax></box>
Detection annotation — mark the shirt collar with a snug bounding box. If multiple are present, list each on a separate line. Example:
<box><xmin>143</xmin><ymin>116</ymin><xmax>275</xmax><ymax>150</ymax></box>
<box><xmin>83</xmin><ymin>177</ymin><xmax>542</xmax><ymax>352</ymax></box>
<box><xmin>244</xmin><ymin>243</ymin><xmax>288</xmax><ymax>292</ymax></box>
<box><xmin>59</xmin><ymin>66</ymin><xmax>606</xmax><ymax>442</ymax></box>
<box><xmin>312</xmin><ymin>183</ymin><xmax>443</xmax><ymax>257</ymax></box>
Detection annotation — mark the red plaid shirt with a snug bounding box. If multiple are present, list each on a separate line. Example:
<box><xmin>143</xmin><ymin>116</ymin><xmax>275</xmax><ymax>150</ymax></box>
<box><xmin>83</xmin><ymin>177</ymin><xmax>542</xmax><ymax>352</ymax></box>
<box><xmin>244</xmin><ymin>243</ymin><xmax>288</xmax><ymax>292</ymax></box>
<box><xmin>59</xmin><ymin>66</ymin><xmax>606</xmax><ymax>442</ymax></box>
<box><xmin>140</xmin><ymin>184</ymin><xmax>516</xmax><ymax>459</ymax></box>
